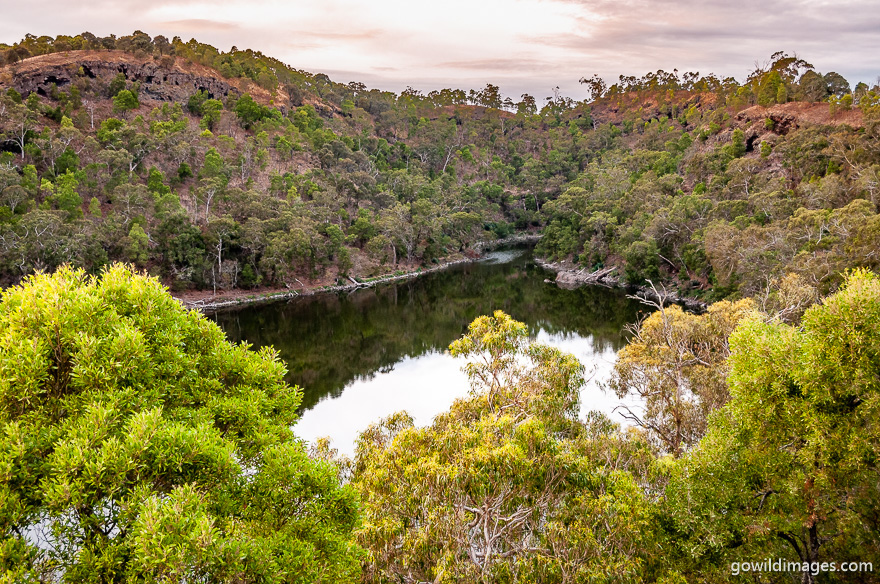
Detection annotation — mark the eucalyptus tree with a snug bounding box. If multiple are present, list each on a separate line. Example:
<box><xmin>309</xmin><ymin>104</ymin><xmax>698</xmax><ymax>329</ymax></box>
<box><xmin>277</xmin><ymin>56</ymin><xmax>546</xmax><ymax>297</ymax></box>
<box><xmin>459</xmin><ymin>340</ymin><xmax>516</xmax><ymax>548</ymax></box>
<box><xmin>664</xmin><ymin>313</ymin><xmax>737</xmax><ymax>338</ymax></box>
<box><xmin>0</xmin><ymin>265</ymin><xmax>363</xmax><ymax>582</ymax></box>
<box><xmin>665</xmin><ymin>269</ymin><xmax>880</xmax><ymax>583</ymax></box>
<box><xmin>609</xmin><ymin>292</ymin><xmax>756</xmax><ymax>456</ymax></box>
<box><xmin>0</xmin><ymin>93</ymin><xmax>37</xmax><ymax>159</ymax></box>
<box><xmin>353</xmin><ymin>311</ymin><xmax>657</xmax><ymax>584</ymax></box>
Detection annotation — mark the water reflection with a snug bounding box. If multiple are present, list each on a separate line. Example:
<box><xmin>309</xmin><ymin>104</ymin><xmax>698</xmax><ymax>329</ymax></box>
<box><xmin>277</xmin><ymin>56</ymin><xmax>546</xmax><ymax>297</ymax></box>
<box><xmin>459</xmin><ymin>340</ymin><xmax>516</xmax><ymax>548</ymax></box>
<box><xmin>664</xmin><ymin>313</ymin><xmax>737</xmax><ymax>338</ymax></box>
<box><xmin>295</xmin><ymin>351</ymin><xmax>469</xmax><ymax>456</ymax></box>
<box><xmin>214</xmin><ymin>247</ymin><xmax>646</xmax><ymax>454</ymax></box>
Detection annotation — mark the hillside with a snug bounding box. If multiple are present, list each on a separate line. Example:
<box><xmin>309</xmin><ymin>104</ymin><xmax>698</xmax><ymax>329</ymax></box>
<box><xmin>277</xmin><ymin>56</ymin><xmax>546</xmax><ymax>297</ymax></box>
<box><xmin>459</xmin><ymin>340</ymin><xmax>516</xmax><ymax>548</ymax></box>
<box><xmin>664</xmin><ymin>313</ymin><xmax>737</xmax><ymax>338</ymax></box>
<box><xmin>0</xmin><ymin>34</ymin><xmax>877</xmax><ymax>305</ymax></box>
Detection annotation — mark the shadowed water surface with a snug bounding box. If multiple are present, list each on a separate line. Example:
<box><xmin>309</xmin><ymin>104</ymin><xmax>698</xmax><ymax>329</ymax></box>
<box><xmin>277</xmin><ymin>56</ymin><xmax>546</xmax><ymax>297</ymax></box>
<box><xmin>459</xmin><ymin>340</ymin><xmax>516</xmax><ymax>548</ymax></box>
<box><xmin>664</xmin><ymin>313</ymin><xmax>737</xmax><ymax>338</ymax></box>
<box><xmin>214</xmin><ymin>248</ymin><xmax>646</xmax><ymax>454</ymax></box>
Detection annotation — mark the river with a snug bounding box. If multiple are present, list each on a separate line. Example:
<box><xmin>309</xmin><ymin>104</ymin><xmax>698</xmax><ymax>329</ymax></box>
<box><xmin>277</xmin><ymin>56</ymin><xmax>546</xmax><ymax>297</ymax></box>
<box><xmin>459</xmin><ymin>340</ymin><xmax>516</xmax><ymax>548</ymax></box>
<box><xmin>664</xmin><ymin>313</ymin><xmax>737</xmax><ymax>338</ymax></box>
<box><xmin>213</xmin><ymin>247</ymin><xmax>647</xmax><ymax>455</ymax></box>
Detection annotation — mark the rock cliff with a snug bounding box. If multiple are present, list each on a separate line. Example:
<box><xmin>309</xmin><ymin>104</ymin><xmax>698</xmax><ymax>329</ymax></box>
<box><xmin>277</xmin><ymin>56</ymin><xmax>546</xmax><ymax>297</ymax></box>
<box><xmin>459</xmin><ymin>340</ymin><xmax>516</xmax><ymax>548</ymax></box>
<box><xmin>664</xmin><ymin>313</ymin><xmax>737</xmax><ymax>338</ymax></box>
<box><xmin>0</xmin><ymin>50</ymin><xmax>270</xmax><ymax>104</ymax></box>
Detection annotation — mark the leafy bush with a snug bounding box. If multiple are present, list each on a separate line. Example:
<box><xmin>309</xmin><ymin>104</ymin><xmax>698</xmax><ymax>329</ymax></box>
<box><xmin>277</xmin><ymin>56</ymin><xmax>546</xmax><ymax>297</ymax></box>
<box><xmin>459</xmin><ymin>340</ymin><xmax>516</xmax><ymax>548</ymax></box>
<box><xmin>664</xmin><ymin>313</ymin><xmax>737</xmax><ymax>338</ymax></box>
<box><xmin>0</xmin><ymin>265</ymin><xmax>363</xmax><ymax>582</ymax></box>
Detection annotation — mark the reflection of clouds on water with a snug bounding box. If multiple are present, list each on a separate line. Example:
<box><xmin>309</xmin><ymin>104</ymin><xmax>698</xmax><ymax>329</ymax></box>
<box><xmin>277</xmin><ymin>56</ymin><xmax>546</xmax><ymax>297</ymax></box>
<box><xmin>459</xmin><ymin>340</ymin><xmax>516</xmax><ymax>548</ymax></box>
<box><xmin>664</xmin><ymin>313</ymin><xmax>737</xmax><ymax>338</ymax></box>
<box><xmin>295</xmin><ymin>351</ymin><xmax>470</xmax><ymax>457</ymax></box>
<box><xmin>296</xmin><ymin>328</ymin><xmax>644</xmax><ymax>457</ymax></box>
<box><xmin>534</xmin><ymin>329</ymin><xmax>644</xmax><ymax>426</ymax></box>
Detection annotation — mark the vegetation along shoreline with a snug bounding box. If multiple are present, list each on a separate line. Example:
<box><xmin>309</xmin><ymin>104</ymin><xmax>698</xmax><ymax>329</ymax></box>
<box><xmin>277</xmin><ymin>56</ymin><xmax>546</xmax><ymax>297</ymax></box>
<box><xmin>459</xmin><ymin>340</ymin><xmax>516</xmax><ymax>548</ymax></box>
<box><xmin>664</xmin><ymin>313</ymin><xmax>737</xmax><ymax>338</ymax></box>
<box><xmin>178</xmin><ymin>233</ymin><xmax>543</xmax><ymax>312</ymax></box>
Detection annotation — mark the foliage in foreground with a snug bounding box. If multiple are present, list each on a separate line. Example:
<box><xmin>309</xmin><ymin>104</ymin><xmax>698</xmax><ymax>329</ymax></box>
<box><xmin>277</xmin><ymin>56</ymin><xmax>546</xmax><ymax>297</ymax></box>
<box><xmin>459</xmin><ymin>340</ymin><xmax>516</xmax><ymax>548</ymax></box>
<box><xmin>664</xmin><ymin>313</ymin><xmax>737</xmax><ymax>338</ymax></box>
<box><xmin>354</xmin><ymin>272</ymin><xmax>880</xmax><ymax>583</ymax></box>
<box><xmin>352</xmin><ymin>311</ymin><xmax>658</xmax><ymax>583</ymax></box>
<box><xmin>609</xmin><ymin>296</ymin><xmax>756</xmax><ymax>456</ymax></box>
<box><xmin>0</xmin><ymin>265</ymin><xmax>362</xmax><ymax>582</ymax></box>
<box><xmin>0</xmin><ymin>261</ymin><xmax>877</xmax><ymax>582</ymax></box>
<box><xmin>664</xmin><ymin>269</ymin><xmax>880</xmax><ymax>583</ymax></box>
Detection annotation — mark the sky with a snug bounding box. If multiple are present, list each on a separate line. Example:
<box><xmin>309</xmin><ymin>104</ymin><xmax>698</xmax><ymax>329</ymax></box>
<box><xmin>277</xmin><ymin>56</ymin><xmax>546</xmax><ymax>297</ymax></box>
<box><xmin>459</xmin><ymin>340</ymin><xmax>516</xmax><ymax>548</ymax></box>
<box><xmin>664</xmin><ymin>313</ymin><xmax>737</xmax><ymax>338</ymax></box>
<box><xmin>1</xmin><ymin>0</ymin><xmax>878</xmax><ymax>101</ymax></box>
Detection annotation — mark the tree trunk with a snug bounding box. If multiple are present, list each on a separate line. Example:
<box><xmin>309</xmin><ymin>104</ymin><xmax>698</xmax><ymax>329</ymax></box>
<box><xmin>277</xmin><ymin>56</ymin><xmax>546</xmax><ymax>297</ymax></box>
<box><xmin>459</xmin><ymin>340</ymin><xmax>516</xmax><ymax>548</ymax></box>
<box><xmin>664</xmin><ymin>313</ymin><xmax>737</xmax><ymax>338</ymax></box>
<box><xmin>802</xmin><ymin>524</ymin><xmax>820</xmax><ymax>584</ymax></box>
<box><xmin>217</xmin><ymin>238</ymin><xmax>223</xmax><ymax>289</ymax></box>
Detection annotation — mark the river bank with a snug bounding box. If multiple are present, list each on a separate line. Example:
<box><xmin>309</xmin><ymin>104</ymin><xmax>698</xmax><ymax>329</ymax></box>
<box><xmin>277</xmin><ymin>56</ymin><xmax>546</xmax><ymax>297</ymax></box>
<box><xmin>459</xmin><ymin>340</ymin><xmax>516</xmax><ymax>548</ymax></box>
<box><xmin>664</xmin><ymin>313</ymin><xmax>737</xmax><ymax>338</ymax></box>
<box><xmin>535</xmin><ymin>258</ymin><xmax>709</xmax><ymax>312</ymax></box>
<box><xmin>174</xmin><ymin>233</ymin><xmax>544</xmax><ymax>313</ymax></box>
<box><xmin>175</xmin><ymin>232</ymin><xmax>711</xmax><ymax>314</ymax></box>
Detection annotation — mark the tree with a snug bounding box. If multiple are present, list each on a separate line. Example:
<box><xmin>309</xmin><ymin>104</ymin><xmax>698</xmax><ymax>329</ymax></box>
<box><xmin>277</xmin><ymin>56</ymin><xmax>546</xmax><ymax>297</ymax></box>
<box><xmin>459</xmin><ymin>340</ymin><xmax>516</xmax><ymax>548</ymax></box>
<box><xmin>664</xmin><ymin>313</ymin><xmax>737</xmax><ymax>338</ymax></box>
<box><xmin>112</xmin><ymin>89</ymin><xmax>140</xmax><ymax>117</ymax></box>
<box><xmin>609</xmin><ymin>293</ymin><xmax>757</xmax><ymax>456</ymax></box>
<box><xmin>579</xmin><ymin>74</ymin><xmax>607</xmax><ymax>102</ymax></box>
<box><xmin>823</xmin><ymin>72</ymin><xmax>851</xmax><ymax>98</ymax></box>
<box><xmin>665</xmin><ymin>269</ymin><xmax>880</xmax><ymax>583</ymax></box>
<box><xmin>516</xmin><ymin>94</ymin><xmax>537</xmax><ymax>115</ymax></box>
<box><xmin>188</xmin><ymin>90</ymin><xmax>223</xmax><ymax>131</ymax></box>
<box><xmin>0</xmin><ymin>93</ymin><xmax>37</xmax><ymax>159</ymax></box>
<box><xmin>197</xmin><ymin>177</ymin><xmax>227</xmax><ymax>223</ymax></box>
<box><xmin>0</xmin><ymin>168</ymin><xmax>28</xmax><ymax>214</ymax></box>
<box><xmin>124</xmin><ymin>222</ymin><xmax>150</xmax><ymax>264</ymax></box>
<box><xmin>109</xmin><ymin>182</ymin><xmax>151</xmax><ymax>224</ymax></box>
<box><xmin>107</xmin><ymin>72</ymin><xmax>127</xmax><ymax>97</ymax></box>
<box><xmin>797</xmin><ymin>70</ymin><xmax>828</xmax><ymax>102</ymax></box>
<box><xmin>45</xmin><ymin>171</ymin><xmax>83</xmax><ymax>220</ymax></box>
<box><xmin>755</xmin><ymin>272</ymin><xmax>819</xmax><ymax>324</ymax></box>
<box><xmin>233</xmin><ymin>94</ymin><xmax>276</xmax><ymax>129</ymax></box>
<box><xmin>410</xmin><ymin>116</ymin><xmax>461</xmax><ymax>173</ymax></box>
<box><xmin>201</xmin><ymin>147</ymin><xmax>228</xmax><ymax>181</ymax></box>
<box><xmin>187</xmin><ymin>89</ymin><xmax>211</xmax><ymax>115</ymax></box>
<box><xmin>378</xmin><ymin>203</ymin><xmax>416</xmax><ymax>265</ymax></box>
<box><xmin>82</xmin><ymin>99</ymin><xmax>98</xmax><ymax>130</ymax></box>
<box><xmin>353</xmin><ymin>311</ymin><xmax>656</xmax><ymax>584</ymax></box>
<box><xmin>623</xmin><ymin>240</ymin><xmax>660</xmax><ymax>284</ymax></box>
<box><xmin>755</xmin><ymin>71</ymin><xmax>784</xmax><ymax>106</ymax></box>
<box><xmin>726</xmin><ymin>128</ymin><xmax>746</xmax><ymax>158</ymax></box>
<box><xmin>206</xmin><ymin>216</ymin><xmax>240</xmax><ymax>293</ymax></box>
<box><xmin>0</xmin><ymin>265</ymin><xmax>363</xmax><ymax>582</ymax></box>
<box><xmin>476</xmin><ymin>83</ymin><xmax>502</xmax><ymax>109</ymax></box>
<box><xmin>200</xmin><ymin>98</ymin><xmax>223</xmax><ymax>131</ymax></box>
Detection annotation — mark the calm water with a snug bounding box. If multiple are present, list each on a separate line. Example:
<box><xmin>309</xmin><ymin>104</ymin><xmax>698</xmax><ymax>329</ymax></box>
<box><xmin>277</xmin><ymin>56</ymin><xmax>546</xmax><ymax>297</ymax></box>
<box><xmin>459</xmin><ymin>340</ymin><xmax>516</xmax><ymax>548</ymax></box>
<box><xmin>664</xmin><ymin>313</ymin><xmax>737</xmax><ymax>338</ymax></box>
<box><xmin>213</xmin><ymin>248</ymin><xmax>646</xmax><ymax>454</ymax></box>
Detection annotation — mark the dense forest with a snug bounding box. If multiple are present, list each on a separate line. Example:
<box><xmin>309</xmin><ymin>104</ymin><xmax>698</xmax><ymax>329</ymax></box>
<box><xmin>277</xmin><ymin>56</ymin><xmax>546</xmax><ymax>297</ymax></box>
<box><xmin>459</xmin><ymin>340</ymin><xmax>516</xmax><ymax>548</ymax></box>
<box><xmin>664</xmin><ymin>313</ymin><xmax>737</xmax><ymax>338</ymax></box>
<box><xmin>0</xmin><ymin>32</ymin><xmax>878</xmax><ymax>302</ymax></box>
<box><xmin>1</xmin><ymin>31</ymin><xmax>879</xmax><ymax>584</ymax></box>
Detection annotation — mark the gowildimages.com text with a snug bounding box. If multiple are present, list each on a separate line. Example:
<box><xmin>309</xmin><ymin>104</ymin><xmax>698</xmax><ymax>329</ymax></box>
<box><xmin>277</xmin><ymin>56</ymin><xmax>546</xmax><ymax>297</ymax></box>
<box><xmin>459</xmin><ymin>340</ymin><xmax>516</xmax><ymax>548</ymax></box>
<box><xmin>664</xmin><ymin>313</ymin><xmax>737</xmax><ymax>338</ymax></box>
<box><xmin>732</xmin><ymin>559</ymin><xmax>873</xmax><ymax>577</ymax></box>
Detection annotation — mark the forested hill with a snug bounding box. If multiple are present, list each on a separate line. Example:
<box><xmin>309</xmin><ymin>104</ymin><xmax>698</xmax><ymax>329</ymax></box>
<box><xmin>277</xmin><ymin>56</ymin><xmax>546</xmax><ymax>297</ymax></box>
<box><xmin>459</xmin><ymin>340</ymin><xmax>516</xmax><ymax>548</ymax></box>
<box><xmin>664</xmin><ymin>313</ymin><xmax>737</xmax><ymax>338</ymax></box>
<box><xmin>0</xmin><ymin>32</ymin><xmax>878</xmax><ymax>301</ymax></box>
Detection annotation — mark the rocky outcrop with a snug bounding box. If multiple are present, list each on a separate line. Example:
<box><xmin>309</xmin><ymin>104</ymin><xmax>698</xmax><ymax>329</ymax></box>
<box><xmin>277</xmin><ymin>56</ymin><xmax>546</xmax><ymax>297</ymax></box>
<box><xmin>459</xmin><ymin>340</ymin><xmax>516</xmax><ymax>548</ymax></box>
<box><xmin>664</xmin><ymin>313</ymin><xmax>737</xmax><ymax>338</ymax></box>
<box><xmin>734</xmin><ymin>102</ymin><xmax>863</xmax><ymax>134</ymax></box>
<box><xmin>0</xmin><ymin>51</ymin><xmax>244</xmax><ymax>104</ymax></box>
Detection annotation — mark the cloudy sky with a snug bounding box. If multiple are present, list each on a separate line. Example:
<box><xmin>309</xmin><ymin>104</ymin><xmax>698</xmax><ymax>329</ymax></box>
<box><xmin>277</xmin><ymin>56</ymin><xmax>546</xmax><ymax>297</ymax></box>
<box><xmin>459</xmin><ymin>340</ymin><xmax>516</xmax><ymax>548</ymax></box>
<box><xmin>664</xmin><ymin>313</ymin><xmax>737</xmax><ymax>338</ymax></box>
<box><xmin>1</xmin><ymin>0</ymin><xmax>878</xmax><ymax>100</ymax></box>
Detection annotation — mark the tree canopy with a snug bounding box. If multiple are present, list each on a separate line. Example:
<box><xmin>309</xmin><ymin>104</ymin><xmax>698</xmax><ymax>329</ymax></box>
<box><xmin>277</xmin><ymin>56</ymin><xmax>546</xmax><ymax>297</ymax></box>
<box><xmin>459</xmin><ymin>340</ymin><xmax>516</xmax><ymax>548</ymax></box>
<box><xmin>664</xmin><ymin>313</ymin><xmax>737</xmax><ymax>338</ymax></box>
<box><xmin>0</xmin><ymin>265</ymin><xmax>363</xmax><ymax>582</ymax></box>
<box><xmin>352</xmin><ymin>311</ymin><xmax>657</xmax><ymax>584</ymax></box>
<box><xmin>1</xmin><ymin>35</ymin><xmax>877</xmax><ymax>301</ymax></box>
<box><xmin>664</xmin><ymin>269</ymin><xmax>880</xmax><ymax>583</ymax></box>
